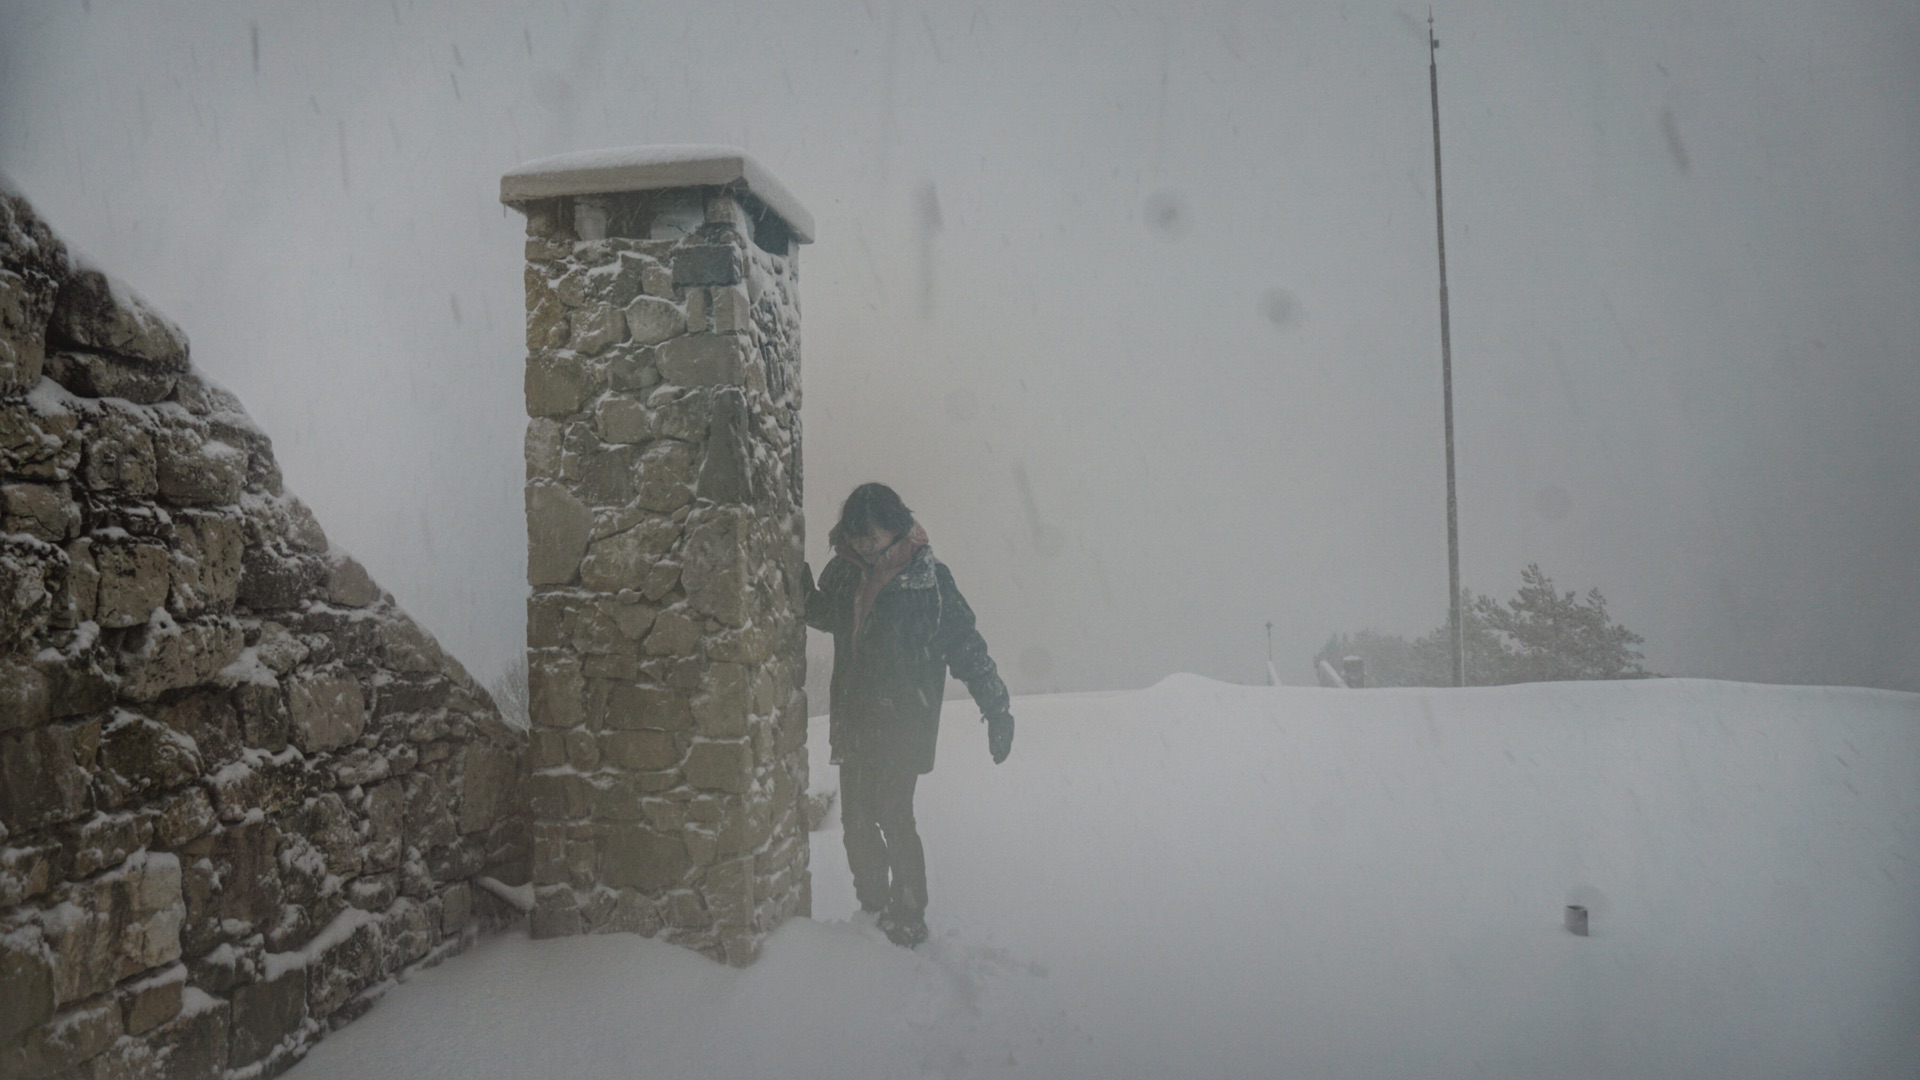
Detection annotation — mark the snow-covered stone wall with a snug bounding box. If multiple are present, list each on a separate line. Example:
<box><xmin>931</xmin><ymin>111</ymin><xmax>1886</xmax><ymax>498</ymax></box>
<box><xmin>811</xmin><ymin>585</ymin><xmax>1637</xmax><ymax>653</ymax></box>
<box><xmin>0</xmin><ymin>185</ymin><xmax>529</xmax><ymax>1079</ymax></box>
<box><xmin>505</xmin><ymin>148</ymin><xmax>812</xmax><ymax>966</ymax></box>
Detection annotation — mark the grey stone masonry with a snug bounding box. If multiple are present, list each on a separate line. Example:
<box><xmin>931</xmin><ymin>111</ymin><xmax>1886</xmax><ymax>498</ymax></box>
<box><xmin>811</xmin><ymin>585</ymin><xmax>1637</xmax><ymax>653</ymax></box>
<box><xmin>0</xmin><ymin>182</ymin><xmax>529</xmax><ymax>1080</ymax></box>
<box><xmin>503</xmin><ymin>146</ymin><xmax>812</xmax><ymax>966</ymax></box>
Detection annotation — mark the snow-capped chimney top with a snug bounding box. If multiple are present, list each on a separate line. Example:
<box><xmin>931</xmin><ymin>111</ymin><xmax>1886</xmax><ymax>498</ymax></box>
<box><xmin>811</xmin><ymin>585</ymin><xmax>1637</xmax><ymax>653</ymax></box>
<box><xmin>500</xmin><ymin>144</ymin><xmax>814</xmax><ymax>244</ymax></box>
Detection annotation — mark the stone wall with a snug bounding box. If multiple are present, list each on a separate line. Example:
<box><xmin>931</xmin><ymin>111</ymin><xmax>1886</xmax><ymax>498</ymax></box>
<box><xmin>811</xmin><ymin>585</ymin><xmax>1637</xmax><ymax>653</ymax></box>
<box><xmin>0</xmin><ymin>186</ymin><xmax>529</xmax><ymax>1078</ymax></box>
<box><xmin>509</xmin><ymin>156</ymin><xmax>811</xmax><ymax>966</ymax></box>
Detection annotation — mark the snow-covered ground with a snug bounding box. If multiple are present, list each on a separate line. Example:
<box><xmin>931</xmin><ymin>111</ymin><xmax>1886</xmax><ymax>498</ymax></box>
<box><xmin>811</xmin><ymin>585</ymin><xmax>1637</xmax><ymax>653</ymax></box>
<box><xmin>289</xmin><ymin>677</ymin><xmax>1920</xmax><ymax>1079</ymax></box>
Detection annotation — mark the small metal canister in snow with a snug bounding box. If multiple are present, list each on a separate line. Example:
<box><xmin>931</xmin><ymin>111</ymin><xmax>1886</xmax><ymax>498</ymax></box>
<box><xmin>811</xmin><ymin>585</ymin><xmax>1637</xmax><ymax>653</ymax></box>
<box><xmin>1565</xmin><ymin>905</ymin><xmax>1590</xmax><ymax>936</ymax></box>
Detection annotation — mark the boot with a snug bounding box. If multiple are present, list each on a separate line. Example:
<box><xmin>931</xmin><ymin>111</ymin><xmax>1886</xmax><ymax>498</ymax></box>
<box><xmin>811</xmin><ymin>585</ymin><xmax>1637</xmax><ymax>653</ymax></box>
<box><xmin>877</xmin><ymin>909</ymin><xmax>928</xmax><ymax>948</ymax></box>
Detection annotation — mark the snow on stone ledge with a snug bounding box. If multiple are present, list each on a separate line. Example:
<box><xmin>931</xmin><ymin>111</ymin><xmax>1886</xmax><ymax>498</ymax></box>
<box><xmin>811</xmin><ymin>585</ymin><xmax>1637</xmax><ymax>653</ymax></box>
<box><xmin>499</xmin><ymin>144</ymin><xmax>814</xmax><ymax>243</ymax></box>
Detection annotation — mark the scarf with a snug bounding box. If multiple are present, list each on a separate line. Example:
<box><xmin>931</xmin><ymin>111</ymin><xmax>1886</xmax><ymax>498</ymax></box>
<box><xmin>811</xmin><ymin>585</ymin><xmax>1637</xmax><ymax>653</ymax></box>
<box><xmin>839</xmin><ymin>523</ymin><xmax>930</xmax><ymax>656</ymax></box>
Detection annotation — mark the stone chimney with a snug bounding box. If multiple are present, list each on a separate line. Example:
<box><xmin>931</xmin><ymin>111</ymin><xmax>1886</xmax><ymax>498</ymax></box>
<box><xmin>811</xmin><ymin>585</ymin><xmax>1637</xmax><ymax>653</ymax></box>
<box><xmin>501</xmin><ymin>147</ymin><xmax>813</xmax><ymax>965</ymax></box>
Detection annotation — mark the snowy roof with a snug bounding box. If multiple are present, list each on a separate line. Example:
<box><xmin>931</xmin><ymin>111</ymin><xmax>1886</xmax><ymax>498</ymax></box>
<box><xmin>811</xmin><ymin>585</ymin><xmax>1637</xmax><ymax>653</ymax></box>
<box><xmin>500</xmin><ymin>145</ymin><xmax>814</xmax><ymax>243</ymax></box>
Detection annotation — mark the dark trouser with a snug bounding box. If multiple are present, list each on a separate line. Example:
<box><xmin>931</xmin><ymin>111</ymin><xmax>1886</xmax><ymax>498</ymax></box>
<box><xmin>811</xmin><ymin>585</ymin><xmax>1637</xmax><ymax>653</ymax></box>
<box><xmin>839</xmin><ymin>760</ymin><xmax>925</xmax><ymax>920</ymax></box>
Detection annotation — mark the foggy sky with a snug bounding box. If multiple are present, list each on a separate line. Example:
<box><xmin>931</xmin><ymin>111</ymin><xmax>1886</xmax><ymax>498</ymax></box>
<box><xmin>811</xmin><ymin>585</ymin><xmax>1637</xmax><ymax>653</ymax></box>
<box><xmin>2</xmin><ymin>0</ymin><xmax>1915</xmax><ymax>694</ymax></box>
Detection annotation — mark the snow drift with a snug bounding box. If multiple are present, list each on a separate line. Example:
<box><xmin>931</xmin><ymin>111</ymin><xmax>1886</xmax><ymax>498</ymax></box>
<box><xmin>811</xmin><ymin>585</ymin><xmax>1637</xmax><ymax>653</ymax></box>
<box><xmin>290</xmin><ymin>676</ymin><xmax>1920</xmax><ymax>1079</ymax></box>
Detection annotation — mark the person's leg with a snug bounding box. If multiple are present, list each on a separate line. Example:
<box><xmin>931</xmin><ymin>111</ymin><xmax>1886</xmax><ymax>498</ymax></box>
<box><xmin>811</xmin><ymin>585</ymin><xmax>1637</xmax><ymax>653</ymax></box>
<box><xmin>838</xmin><ymin>760</ymin><xmax>890</xmax><ymax>914</ymax></box>
<box><xmin>873</xmin><ymin>766</ymin><xmax>927</xmax><ymax>944</ymax></box>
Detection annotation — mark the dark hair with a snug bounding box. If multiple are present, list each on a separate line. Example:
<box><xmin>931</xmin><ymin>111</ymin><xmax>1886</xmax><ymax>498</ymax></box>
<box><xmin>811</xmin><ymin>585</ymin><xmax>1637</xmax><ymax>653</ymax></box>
<box><xmin>830</xmin><ymin>482</ymin><xmax>915</xmax><ymax>547</ymax></box>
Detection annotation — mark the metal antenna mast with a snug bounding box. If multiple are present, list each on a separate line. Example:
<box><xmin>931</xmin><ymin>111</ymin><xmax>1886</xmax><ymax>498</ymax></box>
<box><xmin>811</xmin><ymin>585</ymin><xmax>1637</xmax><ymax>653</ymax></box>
<box><xmin>1429</xmin><ymin>10</ymin><xmax>1465</xmax><ymax>687</ymax></box>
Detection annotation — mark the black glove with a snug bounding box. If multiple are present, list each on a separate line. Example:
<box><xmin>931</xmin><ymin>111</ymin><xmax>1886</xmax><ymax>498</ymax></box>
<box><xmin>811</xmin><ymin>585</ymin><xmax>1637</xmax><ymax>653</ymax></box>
<box><xmin>986</xmin><ymin>711</ymin><xmax>1014</xmax><ymax>764</ymax></box>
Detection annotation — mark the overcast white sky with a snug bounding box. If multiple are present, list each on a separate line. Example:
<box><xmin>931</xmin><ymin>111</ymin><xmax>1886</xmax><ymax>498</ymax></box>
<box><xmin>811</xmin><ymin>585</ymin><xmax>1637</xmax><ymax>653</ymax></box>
<box><xmin>2</xmin><ymin>0</ymin><xmax>1915</xmax><ymax>693</ymax></box>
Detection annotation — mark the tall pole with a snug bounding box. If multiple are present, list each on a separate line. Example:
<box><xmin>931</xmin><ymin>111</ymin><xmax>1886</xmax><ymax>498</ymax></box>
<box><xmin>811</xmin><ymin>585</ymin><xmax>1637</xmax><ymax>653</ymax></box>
<box><xmin>1429</xmin><ymin>11</ymin><xmax>1465</xmax><ymax>687</ymax></box>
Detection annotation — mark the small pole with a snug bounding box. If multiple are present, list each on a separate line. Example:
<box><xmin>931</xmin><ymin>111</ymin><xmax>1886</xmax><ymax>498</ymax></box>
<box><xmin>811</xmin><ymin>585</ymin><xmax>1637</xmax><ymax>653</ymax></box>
<box><xmin>1429</xmin><ymin>10</ymin><xmax>1465</xmax><ymax>688</ymax></box>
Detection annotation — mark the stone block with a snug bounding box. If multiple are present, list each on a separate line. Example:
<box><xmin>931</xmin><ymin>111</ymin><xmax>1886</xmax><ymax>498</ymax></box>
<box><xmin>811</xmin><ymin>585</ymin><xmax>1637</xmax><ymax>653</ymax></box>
<box><xmin>592</xmin><ymin>682</ymin><xmax>692</xmax><ymax>732</ymax></box>
<box><xmin>1</xmin><ymin>994</ymin><xmax>122</xmax><ymax>1079</ymax></box>
<box><xmin>526</xmin><ymin>483</ymin><xmax>593</xmax><ymax>586</ymax></box>
<box><xmin>58</xmin><ymin>812</ymin><xmax>155</xmax><ymax>878</ymax></box>
<box><xmin>680</xmin><ymin>510</ymin><xmax>748</xmax><ymax>626</ymax></box>
<box><xmin>460</xmin><ymin>744</ymin><xmax>520</xmax><ymax>834</ymax></box>
<box><xmin>635</xmin><ymin>439</ymin><xmax>699</xmax><ymax>513</ymax></box>
<box><xmin>228</xmin><ymin>963</ymin><xmax>305</xmax><ymax>1068</ymax></box>
<box><xmin>119</xmin><ymin>962</ymin><xmax>186</xmax><ymax>1036</ymax></box>
<box><xmin>375</xmin><ymin>612</ymin><xmax>449</xmax><ymax>673</ymax></box>
<box><xmin>525</xmin><ymin>352</ymin><xmax>590</xmax><ymax>418</ymax></box>
<box><xmin>360</xmin><ymin>778</ymin><xmax>406</xmax><ymax>873</ymax></box>
<box><xmin>683</xmin><ymin>740</ymin><xmax>752</xmax><ymax>793</ymax></box>
<box><xmin>641</xmin><ymin>260</ymin><xmax>676</xmax><ymax>298</ymax></box>
<box><xmin>153</xmin><ymin>427</ymin><xmax>246</xmax><ymax>507</ymax></box>
<box><xmin>440</xmin><ymin>882</ymin><xmax>472</xmax><ymax>936</ymax></box>
<box><xmin>237</xmin><ymin>545</ymin><xmax>322</xmax><ymax>612</ymax></box>
<box><xmin>672</xmin><ymin>245</ymin><xmax>743</xmax><ymax>287</ymax></box>
<box><xmin>0</xmin><ymin>924</ymin><xmax>54</xmax><ymax>1043</ymax></box>
<box><xmin>41</xmin><ymin>852</ymin><xmax>183</xmax><ymax>1006</ymax></box>
<box><xmin>527</xmin><ymin>652</ymin><xmax>585</xmax><ymax>729</ymax></box>
<box><xmin>643</xmin><ymin>609</ymin><xmax>702</xmax><ymax>656</ymax></box>
<box><xmin>0</xmin><ymin>654</ymin><xmax>50</xmax><ymax>733</ymax></box>
<box><xmin>567</xmin><ymin>302</ymin><xmax>627</xmax><ymax>356</ymax></box>
<box><xmin>623</xmin><ymin>295</ymin><xmax>685</xmax><ymax>346</ymax></box>
<box><xmin>695</xmin><ymin>387</ymin><xmax>753</xmax><ymax>506</ymax></box>
<box><xmin>306</xmin><ymin>792</ymin><xmax>364</xmax><ymax>879</ymax></box>
<box><xmin>40</xmin><ymin>648</ymin><xmax>115</xmax><ymax>722</ymax></box>
<box><xmin>662</xmin><ymin>888</ymin><xmax>710</xmax><ymax>929</ymax></box>
<box><xmin>204</xmin><ymin>752</ymin><xmax>307</xmax><ymax>824</ymax></box>
<box><xmin>576</xmin><ymin>443</ymin><xmax>641</xmax><ymax>506</ymax></box>
<box><xmin>691</xmin><ymin>663</ymin><xmax>750</xmax><ymax>737</ymax></box>
<box><xmin>578</xmin><ymin>517</ymin><xmax>680</xmax><ymax>593</ymax></box>
<box><xmin>0</xmin><ymin>394</ymin><xmax>80</xmax><ymax>482</ymax></box>
<box><xmin>564</xmin><ymin>727</ymin><xmax>601</xmax><ymax>770</ymax></box>
<box><xmin>168</xmin><ymin>510</ymin><xmax>245</xmax><ymax>614</ymax></box>
<box><xmin>144</xmin><ymin>991</ymin><xmax>231</xmax><ymax>1080</ymax></box>
<box><xmin>306</xmin><ymin>911</ymin><xmax>384</xmax><ymax>1019</ymax></box>
<box><xmin>383</xmin><ymin>898</ymin><xmax>434</xmax><ymax>968</ymax></box>
<box><xmin>1</xmin><ymin>481</ymin><xmax>79</xmax><ymax>542</ymax></box>
<box><xmin>0</xmin><ymin>537</ymin><xmax>56</xmax><ymax>646</ymax></box>
<box><xmin>525</xmin><ymin>266</ymin><xmax>570</xmax><ymax>350</ymax></box>
<box><xmin>118</xmin><ymin>615</ymin><xmax>244</xmax><ymax>702</ymax></box>
<box><xmin>530</xmin><ymin>825</ymin><xmax>569</xmax><ymax>885</ymax></box>
<box><xmin>525</xmin><ymin>771</ymin><xmax>592</xmax><ymax>821</ymax></box>
<box><xmin>601</xmin><ymin>730</ymin><xmax>681</xmax><ymax>771</ymax></box>
<box><xmin>152</xmin><ymin>786</ymin><xmax>217</xmax><ymax>849</ymax></box>
<box><xmin>48</xmin><ymin>267</ymin><xmax>190</xmax><ymax>370</ymax></box>
<box><xmin>80</xmin><ymin>409</ymin><xmax>158</xmax><ymax>496</ymax></box>
<box><xmin>42</xmin><ymin>348</ymin><xmax>176</xmax><ymax>404</ymax></box>
<box><xmin>601</xmin><ymin>824</ymin><xmax>690</xmax><ymax>892</ymax></box>
<box><xmin>684</xmin><ymin>287</ymin><xmax>710</xmax><ymax>332</ymax></box>
<box><xmin>703</xmin><ymin>855</ymin><xmax>757</xmax><ymax>930</ymax></box>
<box><xmin>0</xmin><ymin>719</ymin><xmax>97</xmax><ymax>830</ymax></box>
<box><xmin>93</xmin><ymin>540</ymin><xmax>171</xmax><ymax>629</ymax></box>
<box><xmin>323</xmin><ymin>554</ymin><xmax>381</xmax><ymax>607</ymax></box>
<box><xmin>348</xmin><ymin>873</ymin><xmax>398</xmax><ymax>912</ymax></box>
<box><xmin>404</xmin><ymin>768</ymin><xmax>460</xmax><ymax>851</ymax></box>
<box><xmin>656</xmin><ymin>333</ymin><xmax>744</xmax><ymax>387</ymax></box>
<box><xmin>0</xmin><ymin>844</ymin><xmax>55</xmax><ymax>907</ymax></box>
<box><xmin>711</xmin><ymin>285</ymin><xmax>753</xmax><ymax>333</ymax></box>
<box><xmin>593</xmin><ymin>396</ymin><xmax>650</xmax><ymax>444</ymax></box>
<box><xmin>529</xmin><ymin>895</ymin><xmax>582</xmax><ymax>939</ymax></box>
<box><xmin>230</xmin><ymin>681</ymin><xmax>289</xmax><ymax>752</ymax></box>
<box><xmin>95</xmin><ymin>712</ymin><xmax>202</xmax><ymax>808</ymax></box>
<box><xmin>287</xmin><ymin>671</ymin><xmax>367</xmax><ymax>752</ymax></box>
<box><xmin>525</xmin><ymin>416</ymin><xmax>564</xmax><ymax>478</ymax></box>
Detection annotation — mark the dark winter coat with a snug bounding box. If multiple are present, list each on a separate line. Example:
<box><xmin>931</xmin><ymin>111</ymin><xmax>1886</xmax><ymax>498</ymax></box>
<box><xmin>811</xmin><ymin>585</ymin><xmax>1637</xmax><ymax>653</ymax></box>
<box><xmin>804</xmin><ymin>546</ymin><xmax>1008</xmax><ymax>774</ymax></box>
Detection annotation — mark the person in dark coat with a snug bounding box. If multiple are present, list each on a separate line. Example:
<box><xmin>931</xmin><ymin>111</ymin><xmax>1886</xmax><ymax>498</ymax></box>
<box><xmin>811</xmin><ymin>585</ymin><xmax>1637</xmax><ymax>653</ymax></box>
<box><xmin>803</xmin><ymin>482</ymin><xmax>1013</xmax><ymax>948</ymax></box>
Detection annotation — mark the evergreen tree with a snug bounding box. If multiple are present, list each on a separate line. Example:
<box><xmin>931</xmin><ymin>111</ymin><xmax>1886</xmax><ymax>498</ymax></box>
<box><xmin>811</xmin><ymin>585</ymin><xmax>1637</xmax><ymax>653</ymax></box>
<box><xmin>1313</xmin><ymin>565</ymin><xmax>1650</xmax><ymax>686</ymax></box>
<box><xmin>1478</xmin><ymin>563</ymin><xmax>1648</xmax><ymax>681</ymax></box>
